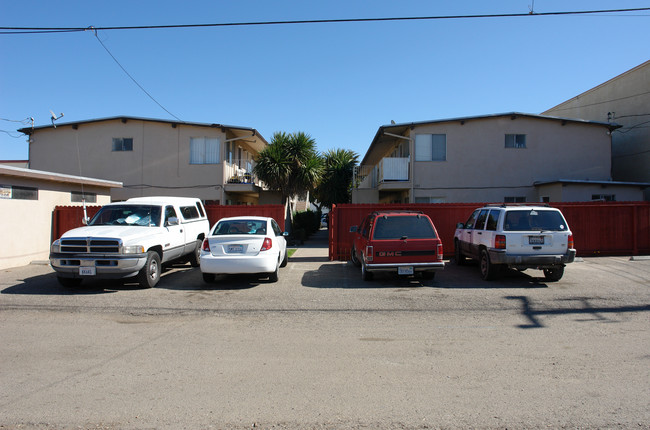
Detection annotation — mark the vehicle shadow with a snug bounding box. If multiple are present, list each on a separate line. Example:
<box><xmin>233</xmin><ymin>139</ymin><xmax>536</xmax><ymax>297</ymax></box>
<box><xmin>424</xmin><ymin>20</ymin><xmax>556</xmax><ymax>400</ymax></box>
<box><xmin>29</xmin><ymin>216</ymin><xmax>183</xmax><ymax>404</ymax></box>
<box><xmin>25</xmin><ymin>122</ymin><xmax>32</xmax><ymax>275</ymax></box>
<box><xmin>301</xmin><ymin>260</ymin><xmax>549</xmax><ymax>289</ymax></box>
<box><xmin>156</xmin><ymin>264</ymin><xmax>264</xmax><ymax>291</ymax></box>
<box><xmin>1</xmin><ymin>271</ymin><xmax>118</xmax><ymax>295</ymax></box>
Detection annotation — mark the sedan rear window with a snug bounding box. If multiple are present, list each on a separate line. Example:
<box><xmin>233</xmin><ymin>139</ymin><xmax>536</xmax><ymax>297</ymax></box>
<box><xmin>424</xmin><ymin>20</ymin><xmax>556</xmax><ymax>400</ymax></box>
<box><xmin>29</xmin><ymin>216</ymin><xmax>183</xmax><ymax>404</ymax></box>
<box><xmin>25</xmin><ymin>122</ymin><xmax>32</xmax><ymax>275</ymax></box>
<box><xmin>504</xmin><ymin>210</ymin><xmax>567</xmax><ymax>231</ymax></box>
<box><xmin>372</xmin><ymin>215</ymin><xmax>436</xmax><ymax>239</ymax></box>
<box><xmin>214</xmin><ymin>220</ymin><xmax>267</xmax><ymax>235</ymax></box>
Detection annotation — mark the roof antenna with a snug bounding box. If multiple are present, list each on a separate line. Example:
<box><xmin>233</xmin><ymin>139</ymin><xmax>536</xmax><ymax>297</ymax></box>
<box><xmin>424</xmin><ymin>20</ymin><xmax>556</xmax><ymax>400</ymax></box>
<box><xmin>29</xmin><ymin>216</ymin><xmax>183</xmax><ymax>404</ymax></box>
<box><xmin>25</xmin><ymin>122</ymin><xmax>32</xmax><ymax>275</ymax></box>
<box><xmin>50</xmin><ymin>110</ymin><xmax>64</xmax><ymax>128</ymax></box>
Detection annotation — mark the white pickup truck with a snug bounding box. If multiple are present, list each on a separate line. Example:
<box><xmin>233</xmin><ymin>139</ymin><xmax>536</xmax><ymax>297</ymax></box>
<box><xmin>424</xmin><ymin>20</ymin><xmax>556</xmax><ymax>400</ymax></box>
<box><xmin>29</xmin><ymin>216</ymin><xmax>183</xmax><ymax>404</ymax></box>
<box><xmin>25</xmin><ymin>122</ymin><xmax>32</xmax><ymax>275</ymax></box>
<box><xmin>50</xmin><ymin>196</ymin><xmax>210</xmax><ymax>288</ymax></box>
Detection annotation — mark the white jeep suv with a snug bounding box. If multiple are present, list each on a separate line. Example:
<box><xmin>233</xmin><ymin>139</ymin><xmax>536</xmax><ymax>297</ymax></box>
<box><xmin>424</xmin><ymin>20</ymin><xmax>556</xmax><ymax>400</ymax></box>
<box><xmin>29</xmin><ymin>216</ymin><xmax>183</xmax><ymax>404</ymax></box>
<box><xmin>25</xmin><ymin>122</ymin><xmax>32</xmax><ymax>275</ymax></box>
<box><xmin>454</xmin><ymin>204</ymin><xmax>576</xmax><ymax>281</ymax></box>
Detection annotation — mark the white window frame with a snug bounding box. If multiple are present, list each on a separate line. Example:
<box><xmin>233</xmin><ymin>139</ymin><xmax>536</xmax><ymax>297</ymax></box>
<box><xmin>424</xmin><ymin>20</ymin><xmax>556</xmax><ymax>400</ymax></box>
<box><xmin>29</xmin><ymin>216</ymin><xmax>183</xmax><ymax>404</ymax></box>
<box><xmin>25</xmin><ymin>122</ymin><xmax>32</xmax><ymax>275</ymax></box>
<box><xmin>190</xmin><ymin>137</ymin><xmax>221</xmax><ymax>165</ymax></box>
<box><xmin>415</xmin><ymin>134</ymin><xmax>446</xmax><ymax>161</ymax></box>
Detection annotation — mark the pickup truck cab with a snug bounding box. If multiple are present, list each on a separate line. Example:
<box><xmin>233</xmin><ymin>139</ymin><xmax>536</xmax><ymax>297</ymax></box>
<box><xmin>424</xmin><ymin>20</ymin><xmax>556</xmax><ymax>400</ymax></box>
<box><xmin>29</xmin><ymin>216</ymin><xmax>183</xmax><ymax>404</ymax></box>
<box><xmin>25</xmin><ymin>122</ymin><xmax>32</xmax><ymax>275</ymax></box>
<box><xmin>350</xmin><ymin>211</ymin><xmax>444</xmax><ymax>281</ymax></box>
<box><xmin>50</xmin><ymin>196</ymin><xmax>210</xmax><ymax>288</ymax></box>
<box><xmin>454</xmin><ymin>204</ymin><xmax>575</xmax><ymax>281</ymax></box>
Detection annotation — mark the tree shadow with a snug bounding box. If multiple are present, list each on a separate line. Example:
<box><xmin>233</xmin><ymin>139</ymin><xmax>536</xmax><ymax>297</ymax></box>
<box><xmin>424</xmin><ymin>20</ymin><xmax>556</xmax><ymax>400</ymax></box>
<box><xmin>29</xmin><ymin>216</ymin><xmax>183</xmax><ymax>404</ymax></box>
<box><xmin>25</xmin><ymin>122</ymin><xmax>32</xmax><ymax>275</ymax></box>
<box><xmin>506</xmin><ymin>295</ymin><xmax>650</xmax><ymax>329</ymax></box>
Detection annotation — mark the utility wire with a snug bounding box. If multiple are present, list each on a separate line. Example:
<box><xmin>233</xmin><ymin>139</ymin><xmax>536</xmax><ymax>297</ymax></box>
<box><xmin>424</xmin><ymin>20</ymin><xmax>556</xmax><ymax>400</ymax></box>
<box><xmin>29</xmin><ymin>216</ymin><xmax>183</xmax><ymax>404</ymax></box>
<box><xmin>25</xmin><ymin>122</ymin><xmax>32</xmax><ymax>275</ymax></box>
<box><xmin>0</xmin><ymin>7</ymin><xmax>649</xmax><ymax>34</ymax></box>
<box><xmin>91</xmin><ymin>29</ymin><xmax>182</xmax><ymax>121</ymax></box>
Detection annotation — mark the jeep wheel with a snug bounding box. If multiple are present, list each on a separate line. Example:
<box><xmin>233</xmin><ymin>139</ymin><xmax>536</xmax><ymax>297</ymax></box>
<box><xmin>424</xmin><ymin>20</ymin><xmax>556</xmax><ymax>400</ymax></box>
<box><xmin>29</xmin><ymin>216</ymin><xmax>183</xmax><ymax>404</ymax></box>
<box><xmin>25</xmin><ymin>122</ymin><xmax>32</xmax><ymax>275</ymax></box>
<box><xmin>188</xmin><ymin>240</ymin><xmax>201</xmax><ymax>267</ymax></box>
<box><xmin>543</xmin><ymin>266</ymin><xmax>564</xmax><ymax>282</ymax></box>
<box><xmin>480</xmin><ymin>249</ymin><xmax>499</xmax><ymax>281</ymax></box>
<box><xmin>454</xmin><ymin>240</ymin><xmax>466</xmax><ymax>266</ymax></box>
<box><xmin>350</xmin><ymin>246</ymin><xmax>361</xmax><ymax>267</ymax></box>
<box><xmin>137</xmin><ymin>251</ymin><xmax>161</xmax><ymax>288</ymax></box>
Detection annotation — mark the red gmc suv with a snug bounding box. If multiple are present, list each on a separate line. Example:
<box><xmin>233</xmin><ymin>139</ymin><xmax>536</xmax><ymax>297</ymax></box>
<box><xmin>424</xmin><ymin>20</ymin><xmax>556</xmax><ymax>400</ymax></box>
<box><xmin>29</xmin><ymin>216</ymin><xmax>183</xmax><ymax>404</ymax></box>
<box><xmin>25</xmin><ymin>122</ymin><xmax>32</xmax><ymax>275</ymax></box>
<box><xmin>350</xmin><ymin>211</ymin><xmax>444</xmax><ymax>281</ymax></box>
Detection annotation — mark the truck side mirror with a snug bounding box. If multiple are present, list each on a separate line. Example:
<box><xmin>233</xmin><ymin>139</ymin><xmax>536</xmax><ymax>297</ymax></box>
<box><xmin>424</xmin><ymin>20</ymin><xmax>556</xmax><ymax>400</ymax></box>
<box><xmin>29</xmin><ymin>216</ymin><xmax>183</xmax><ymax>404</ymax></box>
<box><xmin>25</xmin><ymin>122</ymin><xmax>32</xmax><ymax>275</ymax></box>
<box><xmin>167</xmin><ymin>217</ymin><xmax>180</xmax><ymax>226</ymax></box>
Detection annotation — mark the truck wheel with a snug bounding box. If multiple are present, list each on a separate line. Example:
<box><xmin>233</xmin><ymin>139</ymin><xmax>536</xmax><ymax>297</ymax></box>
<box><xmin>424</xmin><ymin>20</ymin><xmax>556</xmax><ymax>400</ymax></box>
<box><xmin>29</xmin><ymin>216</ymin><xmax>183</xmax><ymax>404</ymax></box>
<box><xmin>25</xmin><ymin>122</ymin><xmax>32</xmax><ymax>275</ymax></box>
<box><xmin>188</xmin><ymin>240</ymin><xmax>201</xmax><ymax>267</ymax></box>
<box><xmin>480</xmin><ymin>249</ymin><xmax>499</xmax><ymax>281</ymax></box>
<box><xmin>351</xmin><ymin>246</ymin><xmax>361</xmax><ymax>267</ymax></box>
<box><xmin>543</xmin><ymin>266</ymin><xmax>564</xmax><ymax>282</ymax></box>
<box><xmin>454</xmin><ymin>240</ymin><xmax>466</xmax><ymax>266</ymax></box>
<box><xmin>57</xmin><ymin>277</ymin><xmax>82</xmax><ymax>288</ymax></box>
<box><xmin>137</xmin><ymin>251</ymin><xmax>161</xmax><ymax>288</ymax></box>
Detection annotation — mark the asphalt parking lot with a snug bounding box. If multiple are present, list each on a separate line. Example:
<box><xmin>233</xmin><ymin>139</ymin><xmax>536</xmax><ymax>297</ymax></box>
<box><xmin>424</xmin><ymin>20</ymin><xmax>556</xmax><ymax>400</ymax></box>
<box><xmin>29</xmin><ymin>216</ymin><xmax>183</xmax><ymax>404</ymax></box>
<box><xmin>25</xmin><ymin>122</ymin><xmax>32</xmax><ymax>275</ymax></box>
<box><xmin>1</xmin><ymin>230</ymin><xmax>649</xmax><ymax>429</ymax></box>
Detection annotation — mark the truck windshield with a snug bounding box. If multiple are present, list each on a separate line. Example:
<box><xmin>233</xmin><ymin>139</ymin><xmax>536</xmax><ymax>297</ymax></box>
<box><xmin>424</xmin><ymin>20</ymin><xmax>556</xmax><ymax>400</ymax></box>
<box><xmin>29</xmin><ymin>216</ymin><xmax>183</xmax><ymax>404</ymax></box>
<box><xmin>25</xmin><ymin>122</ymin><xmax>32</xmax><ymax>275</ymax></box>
<box><xmin>89</xmin><ymin>205</ymin><xmax>162</xmax><ymax>227</ymax></box>
<box><xmin>504</xmin><ymin>210</ymin><xmax>567</xmax><ymax>231</ymax></box>
<box><xmin>373</xmin><ymin>215</ymin><xmax>436</xmax><ymax>239</ymax></box>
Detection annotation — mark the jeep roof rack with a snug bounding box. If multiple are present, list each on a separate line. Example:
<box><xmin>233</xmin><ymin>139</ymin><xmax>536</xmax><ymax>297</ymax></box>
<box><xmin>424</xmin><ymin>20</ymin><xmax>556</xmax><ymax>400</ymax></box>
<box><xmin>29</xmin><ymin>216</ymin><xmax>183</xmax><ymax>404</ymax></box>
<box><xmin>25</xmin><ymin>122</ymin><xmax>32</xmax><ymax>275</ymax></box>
<box><xmin>485</xmin><ymin>203</ymin><xmax>551</xmax><ymax>208</ymax></box>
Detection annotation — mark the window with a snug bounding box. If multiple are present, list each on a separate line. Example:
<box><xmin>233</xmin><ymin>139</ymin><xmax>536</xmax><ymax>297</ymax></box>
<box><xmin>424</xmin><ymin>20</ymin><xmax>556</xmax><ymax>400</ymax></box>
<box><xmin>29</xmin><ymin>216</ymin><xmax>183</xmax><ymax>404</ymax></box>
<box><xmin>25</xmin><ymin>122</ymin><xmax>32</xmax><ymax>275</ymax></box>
<box><xmin>415</xmin><ymin>197</ymin><xmax>445</xmax><ymax>203</ymax></box>
<box><xmin>505</xmin><ymin>134</ymin><xmax>526</xmax><ymax>148</ymax></box>
<box><xmin>71</xmin><ymin>192</ymin><xmax>97</xmax><ymax>203</ymax></box>
<box><xmin>112</xmin><ymin>138</ymin><xmax>133</xmax><ymax>152</ymax></box>
<box><xmin>0</xmin><ymin>185</ymin><xmax>38</xmax><ymax>200</ymax></box>
<box><xmin>592</xmin><ymin>194</ymin><xmax>615</xmax><ymax>201</ymax></box>
<box><xmin>179</xmin><ymin>205</ymin><xmax>200</xmax><ymax>220</ymax></box>
<box><xmin>164</xmin><ymin>205</ymin><xmax>178</xmax><ymax>224</ymax></box>
<box><xmin>190</xmin><ymin>137</ymin><xmax>220</xmax><ymax>164</ymax></box>
<box><xmin>504</xmin><ymin>196</ymin><xmax>526</xmax><ymax>203</ymax></box>
<box><xmin>415</xmin><ymin>134</ymin><xmax>446</xmax><ymax>161</ymax></box>
<box><xmin>474</xmin><ymin>209</ymin><xmax>489</xmax><ymax>230</ymax></box>
<box><xmin>486</xmin><ymin>210</ymin><xmax>500</xmax><ymax>231</ymax></box>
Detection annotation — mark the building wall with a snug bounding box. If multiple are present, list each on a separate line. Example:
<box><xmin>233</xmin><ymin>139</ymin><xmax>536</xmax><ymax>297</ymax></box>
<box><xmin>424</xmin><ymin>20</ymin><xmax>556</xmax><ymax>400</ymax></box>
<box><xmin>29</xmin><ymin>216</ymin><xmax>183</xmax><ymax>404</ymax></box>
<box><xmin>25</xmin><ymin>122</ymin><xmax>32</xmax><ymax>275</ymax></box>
<box><xmin>28</xmin><ymin>119</ymin><xmax>229</xmax><ymax>202</ymax></box>
<box><xmin>0</xmin><ymin>175</ymin><xmax>112</xmax><ymax>270</ymax></box>
<box><xmin>543</xmin><ymin>61</ymin><xmax>650</xmax><ymax>198</ymax></box>
<box><xmin>409</xmin><ymin>116</ymin><xmax>612</xmax><ymax>203</ymax></box>
<box><xmin>536</xmin><ymin>183</ymin><xmax>645</xmax><ymax>202</ymax></box>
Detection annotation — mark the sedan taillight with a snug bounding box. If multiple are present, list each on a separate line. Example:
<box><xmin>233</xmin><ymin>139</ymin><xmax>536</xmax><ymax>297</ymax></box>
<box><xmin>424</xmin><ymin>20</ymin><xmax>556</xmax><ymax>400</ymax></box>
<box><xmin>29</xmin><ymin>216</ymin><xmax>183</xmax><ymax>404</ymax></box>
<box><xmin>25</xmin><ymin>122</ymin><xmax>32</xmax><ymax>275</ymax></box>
<box><xmin>202</xmin><ymin>239</ymin><xmax>210</xmax><ymax>252</ymax></box>
<box><xmin>261</xmin><ymin>237</ymin><xmax>273</xmax><ymax>251</ymax></box>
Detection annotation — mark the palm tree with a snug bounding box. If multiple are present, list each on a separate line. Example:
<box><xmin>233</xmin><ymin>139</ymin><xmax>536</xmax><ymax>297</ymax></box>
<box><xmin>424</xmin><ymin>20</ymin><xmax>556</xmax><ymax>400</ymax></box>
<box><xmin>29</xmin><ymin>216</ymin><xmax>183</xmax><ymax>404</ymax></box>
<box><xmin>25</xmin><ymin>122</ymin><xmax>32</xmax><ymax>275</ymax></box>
<box><xmin>313</xmin><ymin>148</ymin><xmax>359</xmax><ymax>209</ymax></box>
<box><xmin>253</xmin><ymin>132</ymin><xmax>323</xmax><ymax>229</ymax></box>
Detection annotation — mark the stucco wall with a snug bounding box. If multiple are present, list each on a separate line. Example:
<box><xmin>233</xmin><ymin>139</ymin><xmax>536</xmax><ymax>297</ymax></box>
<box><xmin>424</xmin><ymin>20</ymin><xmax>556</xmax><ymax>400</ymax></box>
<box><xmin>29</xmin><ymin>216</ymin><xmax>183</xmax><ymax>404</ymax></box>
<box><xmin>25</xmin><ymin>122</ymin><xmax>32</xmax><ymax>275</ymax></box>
<box><xmin>0</xmin><ymin>176</ymin><xmax>112</xmax><ymax>270</ymax></box>
<box><xmin>410</xmin><ymin>116</ymin><xmax>612</xmax><ymax>203</ymax></box>
<box><xmin>28</xmin><ymin>119</ymin><xmax>229</xmax><ymax>202</ymax></box>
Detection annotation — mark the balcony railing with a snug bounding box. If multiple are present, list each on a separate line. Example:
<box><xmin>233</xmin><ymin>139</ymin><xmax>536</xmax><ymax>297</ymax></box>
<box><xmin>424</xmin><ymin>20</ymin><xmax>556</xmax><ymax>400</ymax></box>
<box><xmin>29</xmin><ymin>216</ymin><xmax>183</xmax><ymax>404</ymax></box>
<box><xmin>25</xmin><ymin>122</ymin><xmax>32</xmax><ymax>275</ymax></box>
<box><xmin>353</xmin><ymin>157</ymin><xmax>410</xmax><ymax>189</ymax></box>
<box><xmin>225</xmin><ymin>159</ymin><xmax>260</xmax><ymax>185</ymax></box>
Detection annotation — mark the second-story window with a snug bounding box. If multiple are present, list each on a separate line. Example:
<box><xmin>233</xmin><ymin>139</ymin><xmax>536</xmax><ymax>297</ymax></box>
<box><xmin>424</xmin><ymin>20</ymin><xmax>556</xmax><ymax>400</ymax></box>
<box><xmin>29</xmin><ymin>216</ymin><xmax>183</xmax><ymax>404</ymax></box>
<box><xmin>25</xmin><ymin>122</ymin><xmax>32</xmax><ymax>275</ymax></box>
<box><xmin>415</xmin><ymin>134</ymin><xmax>446</xmax><ymax>161</ymax></box>
<box><xmin>505</xmin><ymin>134</ymin><xmax>526</xmax><ymax>148</ymax></box>
<box><xmin>112</xmin><ymin>138</ymin><xmax>133</xmax><ymax>151</ymax></box>
<box><xmin>190</xmin><ymin>137</ymin><xmax>220</xmax><ymax>164</ymax></box>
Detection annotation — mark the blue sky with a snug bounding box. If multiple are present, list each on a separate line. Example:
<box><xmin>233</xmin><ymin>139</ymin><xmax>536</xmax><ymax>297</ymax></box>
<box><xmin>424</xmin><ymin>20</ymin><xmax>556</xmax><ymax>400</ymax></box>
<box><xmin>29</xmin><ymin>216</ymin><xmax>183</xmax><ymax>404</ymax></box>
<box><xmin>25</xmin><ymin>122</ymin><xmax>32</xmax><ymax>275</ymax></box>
<box><xmin>1</xmin><ymin>1</ymin><xmax>649</xmax><ymax>162</ymax></box>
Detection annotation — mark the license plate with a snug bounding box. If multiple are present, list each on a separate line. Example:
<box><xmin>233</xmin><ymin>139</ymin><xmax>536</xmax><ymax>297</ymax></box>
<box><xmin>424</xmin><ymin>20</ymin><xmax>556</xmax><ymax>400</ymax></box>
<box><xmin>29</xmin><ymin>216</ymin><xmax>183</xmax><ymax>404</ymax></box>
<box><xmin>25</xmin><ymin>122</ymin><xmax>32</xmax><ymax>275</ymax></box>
<box><xmin>529</xmin><ymin>236</ymin><xmax>545</xmax><ymax>245</ymax></box>
<box><xmin>398</xmin><ymin>266</ymin><xmax>414</xmax><ymax>275</ymax></box>
<box><xmin>227</xmin><ymin>244</ymin><xmax>244</xmax><ymax>253</ymax></box>
<box><xmin>79</xmin><ymin>267</ymin><xmax>96</xmax><ymax>276</ymax></box>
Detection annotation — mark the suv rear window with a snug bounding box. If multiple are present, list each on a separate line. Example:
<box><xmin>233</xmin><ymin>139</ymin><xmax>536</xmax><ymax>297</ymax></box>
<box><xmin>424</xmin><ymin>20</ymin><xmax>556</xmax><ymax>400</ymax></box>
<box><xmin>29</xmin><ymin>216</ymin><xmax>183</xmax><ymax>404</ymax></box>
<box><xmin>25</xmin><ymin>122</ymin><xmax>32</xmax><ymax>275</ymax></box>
<box><xmin>373</xmin><ymin>215</ymin><xmax>436</xmax><ymax>239</ymax></box>
<box><xmin>504</xmin><ymin>210</ymin><xmax>567</xmax><ymax>231</ymax></box>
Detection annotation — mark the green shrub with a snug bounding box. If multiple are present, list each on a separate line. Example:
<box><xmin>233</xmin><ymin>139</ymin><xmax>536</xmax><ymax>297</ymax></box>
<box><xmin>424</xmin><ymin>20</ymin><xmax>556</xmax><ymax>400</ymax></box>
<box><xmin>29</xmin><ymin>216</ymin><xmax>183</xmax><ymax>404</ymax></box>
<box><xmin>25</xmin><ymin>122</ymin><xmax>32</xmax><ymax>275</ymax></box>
<box><xmin>292</xmin><ymin>210</ymin><xmax>321</xmax><ymax>237</ymax></box>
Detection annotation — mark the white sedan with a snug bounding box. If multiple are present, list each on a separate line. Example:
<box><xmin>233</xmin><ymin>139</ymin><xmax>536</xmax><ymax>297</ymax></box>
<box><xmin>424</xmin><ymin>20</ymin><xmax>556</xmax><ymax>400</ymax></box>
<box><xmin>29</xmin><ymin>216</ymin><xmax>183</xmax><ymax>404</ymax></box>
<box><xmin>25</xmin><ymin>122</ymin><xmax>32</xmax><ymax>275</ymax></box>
<box><xmin>200</xmin><ymin>216</ymin><xmax>288</xmax><ymax>283</ymax></box>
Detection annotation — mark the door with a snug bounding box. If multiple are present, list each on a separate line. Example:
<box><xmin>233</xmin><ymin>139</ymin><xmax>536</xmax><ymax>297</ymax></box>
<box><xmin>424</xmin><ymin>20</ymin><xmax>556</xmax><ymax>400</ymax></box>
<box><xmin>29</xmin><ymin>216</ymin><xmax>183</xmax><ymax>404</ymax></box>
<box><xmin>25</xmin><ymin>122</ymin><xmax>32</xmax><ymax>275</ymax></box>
<box><xmin>163</xmin><ymin>205</ymin><xmax>186</xmax><ymax>262</ymax></box>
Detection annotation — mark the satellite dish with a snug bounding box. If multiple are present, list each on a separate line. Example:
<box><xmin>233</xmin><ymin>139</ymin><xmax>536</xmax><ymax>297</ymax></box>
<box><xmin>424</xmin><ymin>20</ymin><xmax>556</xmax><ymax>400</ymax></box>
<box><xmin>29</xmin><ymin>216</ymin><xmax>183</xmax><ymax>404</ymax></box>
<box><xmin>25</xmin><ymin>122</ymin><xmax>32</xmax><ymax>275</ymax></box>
<box><xmin>49</xmin><ymin>110</ymin><xmax>64</xmax><ymax>127</ymax></box>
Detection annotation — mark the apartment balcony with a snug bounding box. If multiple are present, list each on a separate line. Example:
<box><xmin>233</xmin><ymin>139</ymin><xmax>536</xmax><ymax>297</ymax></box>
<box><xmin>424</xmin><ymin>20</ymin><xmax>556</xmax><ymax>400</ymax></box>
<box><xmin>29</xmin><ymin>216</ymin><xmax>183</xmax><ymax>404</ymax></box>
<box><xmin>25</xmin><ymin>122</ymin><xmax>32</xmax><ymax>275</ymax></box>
<box><xmin>224</xmin><ymin>159</ymin><xmax>263</xmax><ymax>194</ymax></box>
<box><xmin>354</xmin><ymin>157</ymin><xmax>410</xmax><ymax>190</ymax></box>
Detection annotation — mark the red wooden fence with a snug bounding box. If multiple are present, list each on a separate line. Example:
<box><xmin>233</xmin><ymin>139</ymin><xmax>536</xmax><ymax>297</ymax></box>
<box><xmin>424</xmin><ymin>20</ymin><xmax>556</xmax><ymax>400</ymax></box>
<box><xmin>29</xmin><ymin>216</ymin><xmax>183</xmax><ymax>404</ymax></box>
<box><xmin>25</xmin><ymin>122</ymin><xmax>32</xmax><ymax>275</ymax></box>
<box><xmin>52</xmin><ymin>204</ymin><xmax>285</xmax><ymax>240</ymax></box>
<box><xmin>329</xmin><ymin>202</ymin><xmax>650</xmax><ymax>261</ymax></box>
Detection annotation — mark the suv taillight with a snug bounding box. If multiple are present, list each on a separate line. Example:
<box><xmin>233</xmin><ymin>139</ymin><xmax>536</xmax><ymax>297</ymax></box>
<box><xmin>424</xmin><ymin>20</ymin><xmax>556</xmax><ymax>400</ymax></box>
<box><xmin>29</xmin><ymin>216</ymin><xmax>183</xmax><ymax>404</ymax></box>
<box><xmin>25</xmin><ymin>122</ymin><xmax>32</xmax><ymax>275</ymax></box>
<box><xmin>261</xmin><ymin>237</ymin><xmax>273</xmax><ymax>251</ymax></box>
<box><xmin>202</xmin><ymin>239</ymin><xmax>210</xmax><ymax>252</ymax></box>
<box><xmin>568</xmin><ymin>234</ymin><xmax>574</xmax><ymax>249</ymax></box>
<box><xmin>365</xmin><ymin>246</ymin><xmax>373</xmax><ymax>262</ymax></box>
<box><xmin>495</xmin><ymin>235</ymin><xmax>506</xmax><ymax>249</ymax></box>
<box><xmin>437</xmin><ymin>243</ymin><xmax>443</xmax><ymax>261</ymax></box>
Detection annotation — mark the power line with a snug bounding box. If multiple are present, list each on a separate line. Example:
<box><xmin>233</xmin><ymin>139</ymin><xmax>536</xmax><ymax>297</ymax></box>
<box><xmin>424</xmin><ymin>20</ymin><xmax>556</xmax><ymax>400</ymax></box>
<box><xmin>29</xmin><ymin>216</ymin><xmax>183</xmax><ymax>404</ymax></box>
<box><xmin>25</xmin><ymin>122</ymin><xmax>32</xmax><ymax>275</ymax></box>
<box><xmin>90</xmin><ymin>29</ymin><xmax>182</xmax><ymax>121</ymax></box>
<box><xmin>0</xmin><ymin>7</ymin><xmax>649</xmax><ymax>34</ymax></box>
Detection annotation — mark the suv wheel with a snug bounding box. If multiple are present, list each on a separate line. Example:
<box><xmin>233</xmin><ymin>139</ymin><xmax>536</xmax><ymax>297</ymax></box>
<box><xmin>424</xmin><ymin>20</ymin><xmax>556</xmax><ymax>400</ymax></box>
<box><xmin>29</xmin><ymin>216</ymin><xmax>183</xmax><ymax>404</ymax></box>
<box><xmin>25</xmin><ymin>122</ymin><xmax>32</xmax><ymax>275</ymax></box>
<box><xmin>350</xmin><ymin>246</ymin><xmax>361</xmax><ymax>267</ymax></box>
<box><xmin>480</xmin><ymin>249</ymin><xmax>500</xmax><ymax>281</ymax></box>
<box><xmin>543</xmin><ymin>266</ymin><xmax>564</xmax><ymax>282</ymax></box>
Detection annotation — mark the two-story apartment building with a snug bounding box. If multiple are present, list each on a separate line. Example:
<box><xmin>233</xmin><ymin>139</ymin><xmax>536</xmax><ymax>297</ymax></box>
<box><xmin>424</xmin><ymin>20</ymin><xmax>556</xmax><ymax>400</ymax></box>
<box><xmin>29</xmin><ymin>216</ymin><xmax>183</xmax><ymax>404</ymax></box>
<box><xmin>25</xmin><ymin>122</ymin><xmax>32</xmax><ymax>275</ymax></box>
<box><xmin>353</xmin><ymin>112</ymin><xmax>647</xmax><ymax>204</ymax></box>
<box><xmin>21</xmin><ymin>116</ymin><xmax>272</xmax><ymax>204</ymax></box>
<box><xmin>543</xmin><ymin>60</ymin><xmax>650</xmax><ymax>200</ymax></box>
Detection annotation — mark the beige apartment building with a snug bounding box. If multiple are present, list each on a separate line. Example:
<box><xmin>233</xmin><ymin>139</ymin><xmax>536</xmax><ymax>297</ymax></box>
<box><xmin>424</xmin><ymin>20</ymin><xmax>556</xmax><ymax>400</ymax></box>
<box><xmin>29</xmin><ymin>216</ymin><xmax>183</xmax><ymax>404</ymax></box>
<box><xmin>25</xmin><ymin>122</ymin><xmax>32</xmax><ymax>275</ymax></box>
<box><xmin>353</xmin><ymin>112</ymin><xmax>647</xmax><ymax>204</ymax></box>
<box><xmin>543</xmin><ymin>60</ymin><xmax>650</xmax><ymax>200</ymax></box>
<box><xmin>22</xmin><ymin>116</ymin><xmax>272</xmax><ymax>204</ymax></box>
